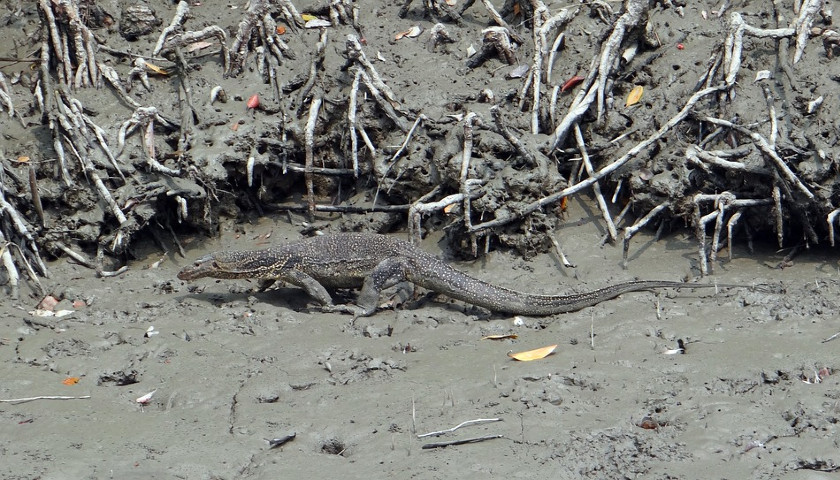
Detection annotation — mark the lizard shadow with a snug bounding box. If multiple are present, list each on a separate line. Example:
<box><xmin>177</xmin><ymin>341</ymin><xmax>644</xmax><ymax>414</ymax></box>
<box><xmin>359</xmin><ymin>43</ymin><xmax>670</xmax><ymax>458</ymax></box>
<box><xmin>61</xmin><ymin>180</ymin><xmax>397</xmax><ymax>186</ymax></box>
<box><xmin>180</xmin><ymin>284</ymin><xmax>317</xmax><ymax>312</ymax></box>
<box><xmin>185</xmin><ymin>285</ymin><xmax>500</xmax><ymax>318</ymax></box>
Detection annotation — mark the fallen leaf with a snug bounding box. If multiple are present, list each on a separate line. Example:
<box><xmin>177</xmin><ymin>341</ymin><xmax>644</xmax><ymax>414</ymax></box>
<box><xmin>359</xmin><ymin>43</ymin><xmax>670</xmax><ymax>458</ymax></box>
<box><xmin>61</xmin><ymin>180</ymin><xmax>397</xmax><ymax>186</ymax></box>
<box><xmin>16</xmin><ymin>155</ymin><xmax>30</xmax><ymax>163</ymax></box>
<box><xmin>276</xmin><ymin>25</ymin><xmax>286</xmax><ymax>35</ymax></box>
<box><xmin>247</xmin><ymin>94</ymin><xmax>260</xmax><ymax>109</ymax></box>
<box><xmin>753</xmin><ymin>70</ymin><xmax>771</xmax><ymax>83</ymax></box>
<box><xmin>508</xmin><ymin>344</ymin><xmax>557</xmax><ymax>361</ymax></box>
<box><xmin>63</xmin><ymin>377</ymin><xmax>80</xmax><ymax>385</ymax></box>
<box><xmin>395</xmin><ymin>25</ymin><xmax>422</xmax><ymax>40</ymax></box>
<box><xmin>561</xmin><ymin>75</ymin><xmax>584</xmax><ymax>92</ymax></box>
<box><xmin>443</xmin><ymin>203</ymin><xmax>457</xmax><ymax>214</ymax></box>
<box><xmin>144</xmin><ymin>61</ymin><xmax>168</xmax><ymax>75</ymax></box>
<box><xmin>301</xmin><ymin>13</ymin><xmax>317</xmax><ymax>21</ymax></box>
<box><xmin>482</xmin><ymin>334</ymin><xmax>518</xmax><ymax>340</ymax></box>
<box><xmin>185</xmin><ymin>41</ymin><xmax>214</xmax><ymax>53</ymax></box>
<box><xmin>136</xmin><ymin>389</ymin><xmax>157</xmax><ymax>404</ymax></box>
<box><xmin>508</xmin><ymin>64</ymin><xmax>530</xmax><ymax>78</ymax></box>
<box><xmin>38</xmin><ymin>295</ymin><xmax>59</xmax><ymax>311</ymax></box>
<box><xmin>305</xmin><ymin>18</ymin><xmax>331</xmax><ymax>28</ymax></box>
<box><xmin>626</xmin><ymin>85</ymin><xmax>644</xmax><ymax>107</ymax></box>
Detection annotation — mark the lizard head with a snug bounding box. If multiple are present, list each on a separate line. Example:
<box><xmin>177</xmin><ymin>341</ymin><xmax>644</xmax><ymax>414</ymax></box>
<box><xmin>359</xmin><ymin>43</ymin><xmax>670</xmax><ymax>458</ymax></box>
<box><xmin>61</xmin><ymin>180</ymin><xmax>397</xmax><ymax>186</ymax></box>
<box><xmin>177</xmin><ymin>250</ymin><xmax>285</xmax><ymax>281</ymax></box>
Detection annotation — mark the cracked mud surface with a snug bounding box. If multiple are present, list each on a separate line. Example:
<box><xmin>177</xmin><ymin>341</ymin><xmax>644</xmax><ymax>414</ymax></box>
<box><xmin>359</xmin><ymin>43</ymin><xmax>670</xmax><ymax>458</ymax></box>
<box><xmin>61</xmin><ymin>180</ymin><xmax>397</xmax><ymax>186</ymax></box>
<box><xmin>2</xmin><ymin>206</ymin><xmax>840</xmax><ymax>479</ymax></box>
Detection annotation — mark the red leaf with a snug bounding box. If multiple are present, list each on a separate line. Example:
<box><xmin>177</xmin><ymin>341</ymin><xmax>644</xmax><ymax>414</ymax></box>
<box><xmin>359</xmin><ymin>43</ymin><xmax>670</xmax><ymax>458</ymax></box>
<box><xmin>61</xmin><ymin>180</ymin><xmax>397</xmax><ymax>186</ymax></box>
<box><xmin>246</xmin><ymin>94</ymin><xmax>260</xmax><ymax>109</ymax></box>
<box><xmin>561</xmin><ymin>75</ymin><xmax>584</xmax><ymax>92</ymax></box>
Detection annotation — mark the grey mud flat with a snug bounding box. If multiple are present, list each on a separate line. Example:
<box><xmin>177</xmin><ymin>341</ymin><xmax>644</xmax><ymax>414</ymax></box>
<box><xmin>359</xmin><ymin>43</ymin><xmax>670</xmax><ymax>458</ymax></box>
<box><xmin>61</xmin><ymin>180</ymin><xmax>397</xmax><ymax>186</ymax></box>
<box><xmin>1</xmin><ymin>205</ymin><xmax>839</xmax><ymax>479</ymax></box>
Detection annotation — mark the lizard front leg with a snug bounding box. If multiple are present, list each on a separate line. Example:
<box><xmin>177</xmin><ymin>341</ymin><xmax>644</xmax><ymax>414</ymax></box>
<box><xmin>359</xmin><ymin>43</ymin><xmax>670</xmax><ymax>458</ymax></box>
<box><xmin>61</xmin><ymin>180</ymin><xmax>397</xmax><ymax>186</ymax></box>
<box><xmin>356</xmin><ymin>257</ymin><xmax>411</xmax><ymax>316</ymax></box>
<box><xmin>281</xmin><ymin>270</ymin><xmax>364</xmax><ymax>315</ymax></box>
<box><xmin>279</xmin><ymin>269</ymin><xmax>335</xmax><ymax>307</ymax></box>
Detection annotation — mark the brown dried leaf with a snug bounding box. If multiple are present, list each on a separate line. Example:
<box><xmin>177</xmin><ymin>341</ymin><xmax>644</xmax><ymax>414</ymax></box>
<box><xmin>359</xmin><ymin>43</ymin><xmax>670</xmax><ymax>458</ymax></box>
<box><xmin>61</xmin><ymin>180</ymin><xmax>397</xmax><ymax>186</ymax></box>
<box><xmin>626</xmin><ymin>85</ymin><xmax>644</xmax><ymax>107</ymax></box>
<box><xmin>144</xmin><ymin>61</ymin><xmax>168</xmax><ymax>75</ymax></box>
<box><xmin>508</xmin><ymin>344</ymin><xmax>557</xmax><ymax>361</ymax></box>
<box><xmin>482</xmin><ymin>334</ymin><xmax>518</xmax><ymax>340</ymax></box>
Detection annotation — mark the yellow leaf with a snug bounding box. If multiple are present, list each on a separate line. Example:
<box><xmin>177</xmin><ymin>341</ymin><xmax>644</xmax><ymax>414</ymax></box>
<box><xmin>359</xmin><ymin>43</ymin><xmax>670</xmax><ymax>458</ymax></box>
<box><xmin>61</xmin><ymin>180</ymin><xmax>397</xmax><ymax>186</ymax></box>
<box><xmin>145</xmin><ymin>62</ymin><xmax>168</xmax><ymax>76</ymax></box>
<box><xmin>62</xmin><ymin>377</ymin><xmax>80</xmax><ymax>385</ymax></box>
<box><xmin>16</xmin><ymin>156</ymin><xmax>30</xmax><ymax>163</ymax></box>
<box><xmin>301</xmin><ymin>13</ymin><xmax>317</xmax><ymax>21</ymax></box>
<box><xmin>507</xmin><ymin>344</ymin><xmax>557</xmax><ymax>361</ymax></box>
<box><xmin>626</xmin><ymin>85</ymin><xmax>644</xmax><ymax>107</ymax></box>
<box><xmin>186</xmin><ymin>40</ymin><xmax>215</xmax><ymax>53</ymax></box>
<box><xmin>482</xmin><ymin>334</ymin><xmax>518</xmax><ymax>340</ymax></box>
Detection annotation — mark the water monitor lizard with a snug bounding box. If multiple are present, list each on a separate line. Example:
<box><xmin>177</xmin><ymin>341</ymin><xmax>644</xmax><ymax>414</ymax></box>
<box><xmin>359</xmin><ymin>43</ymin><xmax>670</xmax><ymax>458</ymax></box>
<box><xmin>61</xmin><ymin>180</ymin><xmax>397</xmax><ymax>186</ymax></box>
<box><xmin>177</xmin><ymin>232</ymin><xmax>737</xmax><ymax>317</ymax></box>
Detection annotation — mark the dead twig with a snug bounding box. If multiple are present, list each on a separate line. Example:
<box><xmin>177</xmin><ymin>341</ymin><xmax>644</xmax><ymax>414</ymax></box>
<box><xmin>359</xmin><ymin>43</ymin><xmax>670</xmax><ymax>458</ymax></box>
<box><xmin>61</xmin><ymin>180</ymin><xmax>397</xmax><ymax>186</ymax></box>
<box><xmin>417</xmin><ymin>418</ymin><xmax>502</xmax><ymax>438</ymax></box>
<box><xmin>574</xmin><ymin>124</ymin><xmax>617</xmax><ymax>241</ymax></box>
<box><xmin>304</xmin><ymin>97</ymin><xmax>323</xmax><ymax>217</ymax></box>
<box><xmin>0</xmin><ymin>395</ymin><xmax>92</xmax><ymax>405</ymax></box>
<box><xmin>421</xmin><ymin>435</ymin><xmax>504</xmax><ymax>449</ymax></box>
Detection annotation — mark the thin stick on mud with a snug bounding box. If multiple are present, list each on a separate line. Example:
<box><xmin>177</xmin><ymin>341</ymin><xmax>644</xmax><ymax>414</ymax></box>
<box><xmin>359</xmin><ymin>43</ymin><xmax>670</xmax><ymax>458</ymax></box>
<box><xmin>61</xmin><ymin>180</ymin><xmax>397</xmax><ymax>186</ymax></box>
<box><xmin>574</xmin><ymin>124</ymin><xmax>616</xmax><ymax>241</ymax></box>
<box><xmin>348</xmin><ymin>68</ymin><xmax>361</xmax><ymax>177</ymax></box>
<box><xmin>305</xmin><ymin>97</ymin><xmax>322</xmax><ymax>216</ymax></box>
<box><xmin>53</xmin><ymin>242</ymin><xmax>96</xmax><ymax>269</ymax></box>
<box><xmin>623</xmin><ymin>202</ymin><xmax>670</xmax><ymax>268</ymax></box>
<box><xmin>0</xmin><ymin>395</ymin><xmax>92</xmax><ymax>405</ymax></box>
<box><xmin>0</xmin><ymin>237</ymin><xmax>20</xmax><ymax>300</ymax></box>
<box><xmin>421</xmin><ymin>435</ymin><xmax>504</xmax><ymax>449</ymax></box>
<box><xmin>390</xmin><ymin>114</ymin><xmax>426</xmax><ymax>164</ymax></box>
<box><xmin>357</xmin><ymin>122</ymin><xmax>377</xmax><ymax>157</ymax></box>
<box><xmin>417</xmin><ymin>417</ymin><xmax>502</xmax><ymax>438</ymax></box>
<box><xmin>549</xmin><ymin>235</ymin><xmax>575</xmax><ymax>268</ymax></box>
<box><xmin>460</xmin><ymin>113</ymin><xmax>477</xmax><ymax>237</ymax></box>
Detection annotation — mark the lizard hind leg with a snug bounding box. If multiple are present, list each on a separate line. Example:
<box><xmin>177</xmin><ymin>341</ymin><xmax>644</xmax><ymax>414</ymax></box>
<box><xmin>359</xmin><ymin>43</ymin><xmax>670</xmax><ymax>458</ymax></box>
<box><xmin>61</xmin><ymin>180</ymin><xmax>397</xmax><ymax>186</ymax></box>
<box><xmin>356</xmin><ymin>257</ymin><xmax>411</xmax><ymax>316</ymax></box>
